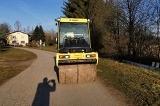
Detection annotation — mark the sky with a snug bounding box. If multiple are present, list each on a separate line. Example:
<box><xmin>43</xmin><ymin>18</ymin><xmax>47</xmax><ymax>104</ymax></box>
<box><xmin>0</xmin><ymin>0</ymin><xmax>66</xmax><ymax>32</ymax></box>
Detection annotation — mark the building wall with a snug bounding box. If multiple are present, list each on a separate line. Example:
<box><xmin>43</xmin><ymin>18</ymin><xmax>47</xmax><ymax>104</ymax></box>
<box><xmin>7</xmin><ymin>32</ymin><xmax>29</xmax><ymax>46</ymax></box>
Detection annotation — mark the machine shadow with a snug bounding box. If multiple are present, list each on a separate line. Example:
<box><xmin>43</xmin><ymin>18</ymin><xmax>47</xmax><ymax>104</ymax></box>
<box><xmin>32</xmin><ymin>77</ymin><xmax>56</xmax><ymax>106</ymax></box>
<box><xmin>53</xmin><ymin>56</ymin><xmax>59</xmax><ymax>82</ymax></box>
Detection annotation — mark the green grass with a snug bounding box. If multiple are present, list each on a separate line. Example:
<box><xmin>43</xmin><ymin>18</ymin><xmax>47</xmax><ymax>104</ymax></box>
<box><xmin>98</xmin><ymin>58</ymin><xmax>160</xmax><ymax>106</ymax></box>
<box><xmin>0</xmin><ymin>47</ymin><xmax>37</xmax><ymax>61</ymax></box>
<box><xmin>0</xmin><ymin>47</ymin><xmax>37</xmax><ymax>86</ymax></box>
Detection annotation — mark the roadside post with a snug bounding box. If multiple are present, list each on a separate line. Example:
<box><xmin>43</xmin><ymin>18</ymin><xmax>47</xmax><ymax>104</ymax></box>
<box><xmin>40</xmin><ymin>39</ymin><xmax>42</xmax><ymax>49</ymax></box>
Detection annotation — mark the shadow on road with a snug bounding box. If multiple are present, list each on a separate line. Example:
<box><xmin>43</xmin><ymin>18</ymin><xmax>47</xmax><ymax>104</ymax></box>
<box><xmin>32</xmin><ymin>77</ymin><xmax>56</xmax><ymax>106</ymax></box>
<box><xmin>53</xmin><ymin>56</ymin><xmax>59</xmax><ymax>82</ymax></box>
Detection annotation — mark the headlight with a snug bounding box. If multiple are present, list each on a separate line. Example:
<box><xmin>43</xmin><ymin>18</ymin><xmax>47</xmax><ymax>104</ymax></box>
<box><xmin>86</xmin><ymin>55</ymin><xmax>91</xmax><ymax>58</ymax></box>
<box><xmin>59</xmin><ymin>55</ymin><xmax>70</xmax><ymax>59</ymax></box>
<box><xmin>86</xmin><ymin>54</ymin><xmax>96</xmax><ymax>58</ymax></box>
<box><xmin>65</xmin><ymin>55</ymin><xmax>69</xmax><ymax>58</ymax></box>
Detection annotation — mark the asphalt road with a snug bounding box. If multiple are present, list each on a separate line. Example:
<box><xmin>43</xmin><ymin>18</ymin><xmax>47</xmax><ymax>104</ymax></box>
<box><xmin>0</xmin><ymin>47</ymin><xmax>133</xmax><ymax>106</ymax></box>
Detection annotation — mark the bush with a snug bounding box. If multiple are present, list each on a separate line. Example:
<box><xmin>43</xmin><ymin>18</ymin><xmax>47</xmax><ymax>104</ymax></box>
<box><xmin>26</xmin><ymin>41</ymin><xmax>39</xmax><ymax>47</ymax></box>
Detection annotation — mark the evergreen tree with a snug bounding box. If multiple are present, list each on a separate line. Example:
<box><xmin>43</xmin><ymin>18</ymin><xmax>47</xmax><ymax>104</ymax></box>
<box><xmin>32</xmin><ymin>25</ymin><xmax>45</xmax><ymax>42</ymax></box>
<box><xmin>62</xmin><ymin>0</ymin><xmax>88</xmax><ymax>18</ymax></box>
<box><xmin>32</xmin><ymin>26</ymin><xmax>39</xmax><ymax>41</ymax></box>
<box><xmin>87</xmin><ymin>0</ymin><xmax>107</xmax><ymax>52</ymax></box>
<box><xmin>0</xmin><ymin>22</ymin><xmax>10</xmax><ymax>36</ymax></box>
<box><xmin>62</xmin><ymin>0</ymin><xmax>107</xmax><ymax>52</ymax></box>
<box><xmin>39</xmin><ymin>25</ymin><xmax>45</xmax><ymax>42</ymax></box>
<box><xmin>0</xmin><ymin>22</ymin><xmax>10</xmax><ymax>45</ymax></box>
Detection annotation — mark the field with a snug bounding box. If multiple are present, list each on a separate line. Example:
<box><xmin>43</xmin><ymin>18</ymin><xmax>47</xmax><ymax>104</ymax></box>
<box><xmin>0</xmin><ymin>47</ymin><xmax>37</xmax><ymax>85</ymax></box>
<box><xmin>98</xmin><ymin>58</ymin><xmax>160</xmax><ymax>106</ymax></box>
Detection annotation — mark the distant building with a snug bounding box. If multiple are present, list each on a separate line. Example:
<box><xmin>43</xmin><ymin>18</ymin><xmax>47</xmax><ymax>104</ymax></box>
<box><xmin>6</xmin><ymin>31</ymin><xmax>29</xmax><ymax>46</ymax></box>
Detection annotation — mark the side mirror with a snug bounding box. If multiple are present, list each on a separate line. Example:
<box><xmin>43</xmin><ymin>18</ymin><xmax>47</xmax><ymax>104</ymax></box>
<box><xmin>56</xmin><ymin>38</ymin><xmax>58</xmax><ymax>44</ymax></box>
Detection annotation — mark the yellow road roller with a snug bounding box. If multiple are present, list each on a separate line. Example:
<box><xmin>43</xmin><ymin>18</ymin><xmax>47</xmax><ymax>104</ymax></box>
<box><xmin>55</xmin><ymin>18</ymin><xmax>98</xmax><ymax>84</ymax></box>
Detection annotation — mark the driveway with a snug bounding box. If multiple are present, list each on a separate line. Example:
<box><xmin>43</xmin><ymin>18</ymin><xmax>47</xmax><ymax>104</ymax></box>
<box><xmin>0</xmin><ymin>47</ymin><xmax>133</xmax><ymax>106</ymax></box>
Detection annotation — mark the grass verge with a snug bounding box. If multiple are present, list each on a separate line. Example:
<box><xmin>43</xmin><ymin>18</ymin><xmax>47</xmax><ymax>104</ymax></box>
<box><xmin>98</xmin><ymin>58</ymin><xmax>160</xmax><ymax>106</ymax></box>
<box><xmin>0</xmin><ymin>47</ymin><xmax>37</xmax><ymax>86</ymax></box>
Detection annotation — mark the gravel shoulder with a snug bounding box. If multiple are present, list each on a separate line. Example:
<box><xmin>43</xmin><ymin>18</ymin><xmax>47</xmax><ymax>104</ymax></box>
<box><xmin>0</xmin><ymin>47</ymin><xmax>133</xmax><ymax>106</ymax></box>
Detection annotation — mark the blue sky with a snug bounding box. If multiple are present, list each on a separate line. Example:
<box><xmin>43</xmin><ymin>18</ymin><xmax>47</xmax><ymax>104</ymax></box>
<box><xmin>0</xmin><ymin>0</ymin><xmax>66</xmax><ymax>32</ymax></box>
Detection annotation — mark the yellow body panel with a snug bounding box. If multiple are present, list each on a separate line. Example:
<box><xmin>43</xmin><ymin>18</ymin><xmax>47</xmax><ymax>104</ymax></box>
<box><xmin>56</xmin><ymin>52</ymin><xmax>98</xmax><ymax>67</ymax></box>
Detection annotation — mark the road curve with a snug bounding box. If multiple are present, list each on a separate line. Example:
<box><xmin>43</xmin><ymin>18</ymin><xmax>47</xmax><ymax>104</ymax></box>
<box><xmin>0</xmin><ymin>47</ymin><xmax>132</xmax><ymax>106</ymax></box>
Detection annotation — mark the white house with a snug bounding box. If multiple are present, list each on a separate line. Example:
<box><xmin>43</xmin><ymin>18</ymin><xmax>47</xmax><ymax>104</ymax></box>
<box><xmin>6</xmin><ymin>31</ymin><xmax>29</xmax><ymax>46</ymax></box>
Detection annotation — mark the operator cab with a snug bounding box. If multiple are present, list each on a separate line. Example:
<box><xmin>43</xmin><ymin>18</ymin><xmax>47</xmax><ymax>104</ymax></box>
<box><xmin>56</xmin><ymin>18</ymin><xmax>93</xmax><ymax>53</ymax></box>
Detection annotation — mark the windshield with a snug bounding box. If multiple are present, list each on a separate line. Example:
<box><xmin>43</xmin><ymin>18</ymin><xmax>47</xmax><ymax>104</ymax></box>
<box><xmin>59</xmin><ymin>22</ymin><xmax>90</xmax><ymax>48</ymax></box>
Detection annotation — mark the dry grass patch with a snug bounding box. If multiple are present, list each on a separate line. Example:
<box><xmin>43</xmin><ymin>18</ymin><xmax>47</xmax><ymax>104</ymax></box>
<box><xmin>0</xmin><ymin>47</ymin><xmax>37</xmax><ymax>86</ymax></box>
<box><xmin>98</xmin><ymin>58</ymin><xmax>160</xmax><ymax>106</ymax></box>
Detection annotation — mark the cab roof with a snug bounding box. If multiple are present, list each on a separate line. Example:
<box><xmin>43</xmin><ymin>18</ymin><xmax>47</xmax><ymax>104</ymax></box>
<box><xmin>59</xmin><ymin>18</ymin><xmax>88</xmax><ymax>23</ymax></box>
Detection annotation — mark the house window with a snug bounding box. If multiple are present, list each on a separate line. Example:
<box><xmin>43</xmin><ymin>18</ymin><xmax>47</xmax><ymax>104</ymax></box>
<box><xmin>13</xmin><ymin>36</ymin><xmax>16</xmax><ymax>39</ymax></box>
<box><xmin>21</xmin><ymin>41</ymin><xmax>25</xmax><ymax>44</ymax></box>
<box><xmin>12</xmin><ymin>41</ymin><xmax>16</xmax><ymax>43</ymax></box>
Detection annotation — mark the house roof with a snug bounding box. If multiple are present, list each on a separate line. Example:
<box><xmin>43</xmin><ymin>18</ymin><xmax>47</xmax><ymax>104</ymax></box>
<box><xmin>6</xmin><ymin>31</ymin><xmax>29</xmax><ymax>35</ymax></box>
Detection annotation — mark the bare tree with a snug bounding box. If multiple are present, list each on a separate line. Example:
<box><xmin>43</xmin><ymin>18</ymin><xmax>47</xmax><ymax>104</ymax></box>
<box><xmin>26</xmin><ymin>26</ymin><xmax>30</xmax><ymax>33</ymax></box>
<box><xmin>150</xmin><ymin>0</ymin><xmax>160</xmax><ymax>59</ymax></box>
<box><xmin>119</xmin><ymin>0</ymin><xmax>153</xmax><ymax>59</ymax></box>
<box><xmin>14</xmin><ymin>20</ymin><xmax>22</xmax><ymax>31</ymax></box>
<box><xmin>45</xmin><ymin>30</ymin><xmax>56</xmax><ymax>46</ymax></box>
